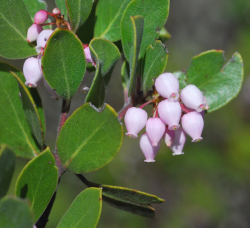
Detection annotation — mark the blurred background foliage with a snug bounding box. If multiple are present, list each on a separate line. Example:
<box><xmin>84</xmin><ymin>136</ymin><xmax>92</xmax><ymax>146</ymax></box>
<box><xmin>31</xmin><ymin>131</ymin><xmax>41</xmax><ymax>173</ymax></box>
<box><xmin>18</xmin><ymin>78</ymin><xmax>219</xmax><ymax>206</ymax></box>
<box><xmin>3</xmin><ymin>0</ymin><xmax>250</xmax><ymax>227</ymax></box>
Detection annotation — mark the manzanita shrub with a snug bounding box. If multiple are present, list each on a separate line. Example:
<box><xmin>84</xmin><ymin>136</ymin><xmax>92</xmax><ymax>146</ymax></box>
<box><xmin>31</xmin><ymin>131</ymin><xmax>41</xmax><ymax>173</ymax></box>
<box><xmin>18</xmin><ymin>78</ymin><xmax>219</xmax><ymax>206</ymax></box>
<box><xmin>0</xmin><ymin>0</ymin><xmax>244</xmax><ymax>227</ymax></box>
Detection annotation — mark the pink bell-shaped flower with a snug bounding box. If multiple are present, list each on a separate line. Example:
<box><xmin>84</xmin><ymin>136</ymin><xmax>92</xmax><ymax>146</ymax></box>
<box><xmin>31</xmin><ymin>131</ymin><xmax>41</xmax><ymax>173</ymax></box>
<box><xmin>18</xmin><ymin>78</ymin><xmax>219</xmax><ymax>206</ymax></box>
<box><xmin>34</xmin><ymin>10</ymin><xmax>48</xmax><ymax>24</ymax></box>
<box><xmin>27</xmin><ymin>24</ymin><xmax>43</xmax><ymax>42</ymax></box>
<box><xmin>170</xmin><ymin>128</ymin><xmax>186</xmax><ymax>155</ymax></box>
<box><xmin>181</xmin><ymin>111</ymin><xmax>204</xmax><ymax>142</ymax></box>
<box><xmin>84</xmin><ymin>47</ymin><xmax>96</xmax><ymax>66</ymax></box>
<box><xmin>140</xmin><ymin>133</ymin><xmax>161</xmax><ymax>162</ymax></box>
<box><xmin>158</xmin><ymin>99</ymin><xmax>182</xmax><ymax>130</ymax></box>
<box><xmin>44</xmin><ymin>79</ymin><xmax>59</xmax><ymax>99</ymax></box>
<box><xmin>23</xmin><ymin>57</ymin><xmax>43</xmax><ymax>88</ymax></box>
<box><xmin>146</xmin><ymin>117</ymin><xmax>165</xmax><ymax>147</ymax></box>
<box><xmin>155</xmin><ymin>73</ymin><xmax>179</xmax><ymax>101</ymax></box>
<box><xmin>125</xmin><ymin>107</ymin><xmax>148</xmax><ymax>138</ymax></box>
<box><xmin>53</xmin><ymin>8</ymin><xmax>61</xmax><ymax>15</ymax></box>
<box><xmin>180</xmin><ymin>84</ymin><xmax>207</xmax><ymax>112</ymax></box>
<box><xmin>36</xmin><ymin>29</ymin><xmax>54</xmax><ymax>54</ymax></box>
<box><xmin>163</xmin><ymin>128</ymin><xmax>175</xmax><ymax>147</ymax></box>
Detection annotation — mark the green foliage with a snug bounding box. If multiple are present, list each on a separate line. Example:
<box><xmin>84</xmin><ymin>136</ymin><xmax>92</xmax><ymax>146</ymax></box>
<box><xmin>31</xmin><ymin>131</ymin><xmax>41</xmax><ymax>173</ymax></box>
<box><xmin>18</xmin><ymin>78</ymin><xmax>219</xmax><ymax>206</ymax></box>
<box><xmin>94</xmin><ymin>0</ymin><xmax>132</xmax><ymax>42</ymax></box>
<box><xmin>57</xmin><ymin>103</ymin><xmax>123</xmax><ymax>173</ymax></box>
<box><xmin>15</xmin><ymin>147</ymin><xmax>58</xmax><ymax>221</ymax></box>
<box><xmin>55</xmin><ymin>0</ymin><xmax>68</xmax><ymax>20</ymax></box>
<box><xmin>0</xmin><ymin>63</ymin><xmax>40</xmax><ymax>158</ymax></box>
<box><xmin>0</xmin><ymin>196</ymin><xmax>34</xmax><ymax>228</ymax></box>
<box><xmin>57</xmin><ymin>188</ymin><xmax>102</xmax><ymax>228</ymax></box>
<box><xmin>0</xmin><ymin>0</ymin><xmax>36</xmax><ymax>59</ymax></box>
<box><xmin>142</xmin><ymin>40</ymin><xmax>169</xmax><ymax>93</ymax></box>
<box><xmin>158</xmin><ymin>27</ymin><xmax>171</xmax><ymax>42</ymax></box>
<box><xmin>85</xmin><ymin>38</ymin><xmax>121</xmax><ymax>108</ymax></box>
<box><xmin>121</xmin><ymin>61</ymin><xmax>129</xmax><ymax>90</ymax></box>
<box><xmin>0</xmin><ymin>145</ymin><xmax>15</xmax><ymax>198</ymax></box>
<box><xmin>42</xmin><ymin>28</ymin><xmax>86</xmax><ymax>101</ymax></box>
<box><xmin>174</xmin><ymin>50</ymin><xmax>244</xmax><ymax>112</ymax></box>
<box><xmin>22</xmin><ymin>0</ymin><xmax>47</xmax><ymax>20</ymax></box>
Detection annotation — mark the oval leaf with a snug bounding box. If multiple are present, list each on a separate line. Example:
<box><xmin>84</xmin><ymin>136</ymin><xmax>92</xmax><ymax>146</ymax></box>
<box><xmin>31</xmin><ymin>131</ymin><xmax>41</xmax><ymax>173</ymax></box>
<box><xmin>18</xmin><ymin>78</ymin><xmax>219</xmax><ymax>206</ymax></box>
<box><xmin>55</xmin><ymin>0</ymin><xmax>68</xmax><ymax>20</ymax></box>
<box><xmin>57</xmin><ymin>188</ymin><xmax>102</xmax><ymax>228</ymax></box>
<box><xmin>66</xmin><ymin>0</ymin><xmax>93</xmax><ymax>32</ymax></box>
<box><xmin>57</xmin><ymin>103</ymin><xmax>123</xmax><ymax>173</ymax></box>
<box><xmin>121</xmin><ymin>0</ymin><xmax>170</xmax><ymax>60</ymax></box>
<box><xmin>0</xmin><ymin>0</ymin><xmax>36</xmax><ymax>59</ymax></box>
<box><xmin>0</xmin><ymin>145</ymin><xmax>15</xmax><ymax>198</ymax></box>
<box><xmin>175</xmin><ymin>51</ymin><xmax>244</xmax><ymax>112</ymax></box>
<box><xmin>0</xmin><ymin>63</ymin><xmax>39</xmax><ymax>158</ymax></box>
<box><xmin>85</xmin><ymin>38</ymin><xmax>120</xmax><ymax>108</ymax></box>
<box><xmin>0</xmin><ymin>196</ymin><xmax>33</xmax><ymax>228</ymax></box>
<box><xmin>42</xmin><ymin>28</ymin><xmax>86</xmax><ymax>100</ymax></box>
<box><xmin>15</xmin><ymin>147</ymin><xmax>58</xmax><ymax>221</ymax></box>
<box><xmin>94</xmin><ymin>0</ymin><xmax>132</xmax><ymax>42</ymax></box>
<box><xmin>142</xmin><ymin>40</ymin><xmax>169</xmax><ymax>93</ymax></box>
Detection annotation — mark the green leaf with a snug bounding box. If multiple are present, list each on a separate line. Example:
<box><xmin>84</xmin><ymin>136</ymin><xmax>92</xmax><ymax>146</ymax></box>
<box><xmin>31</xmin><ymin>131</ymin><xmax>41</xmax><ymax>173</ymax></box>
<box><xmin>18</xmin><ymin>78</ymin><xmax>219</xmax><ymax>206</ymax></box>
<box><xmin>22</xmin><ymin>0</ymin><xmax>47</xmax><ymax>20</ymax></box>
<box><xmin>57</xmin><ymin>188</ymin><xmax>102</xmax><ymax>228</ymax></box>
<box><xmin>159</xmin><ymin>27</ymin><xmax>171</xmax><ymax>42</ymax></box>
<box><xmin>42</xmin><ymin>28</ymin><xmax>86</xmax><ymax>100</ymax></box>
<box><xmin>172</xmin><ymin>71</ymin><xmax>187</xmax><ymax>90</ymax></box>
<box><xmin>0</xmin><ymin>145</ymin><xmax>15</xmax><ymax>198</ymax></box>
<box><xmin>66</xmin><ymin>0</ymin><xmax>93</xmax><ymax>32</ymax></box>
<box><xmin>101</xmin><ymin>185</ymin><xmax>164</xmax><ymax>205</ymax></box>
<box><xmin>175</xmin><ymin>51</ymin><xmax>244</xmax><ymax>112</ymax></box>
<box><xmin>142</xmin><ymin>40</ymin><xmax>169</xmax><ymax>93</ymax></box>
<box><xmin>121</xmin><ymin>0</ymin><xmax>170</xmax><ymax>59</ymax></box>
<box><xmin>121</xmin><ymin>15</ymin><xmax>144</xmax><ymax>96</ymax></box>
<box><xmin>10</xmin><ymin>71</ymin><xmax>45</xmax><ymax>150</ymax></box>
<box><xmin>0</xmin><ymin>63</ymin><xmax>40</xmax><ymax>158</ymax></box>
<box><xmin>85</xmin><ymin>38</ymin><xmax>120</xmax><ymax>108</ymax></box>
<box><xmin>102</xmin><ymin>195</ymin><xmax>155</xmax><ymax>218</ymax></box>
<box><xmin>15</xmin><ymin>147</ymin><xmax>58</xmax><ymax>221</ymax></box>
<box><xmin>0</xmin><ymin>196</ymin><xmax>33</xmax><ymax>228</ymax></box>
<box><xmin>121</xmin><ymin>61</ymin><xmax>129</xmax><ymax>90</ymax></box>
<box><xmin>57</xmin><ymin>103</ymin><xmax>123</xmax><ymax>173</ymax></box>
<box><xmin>94</xmin><ymin>0</ymin><xmax>132</xmax><ymax>42</ymax></box>
<box><xmin>55</xmin><ymin>0</ymin><xmax>68</xmax><ymax>20</ymax></box>
<box><xmin>0</xmin><ymin>0</ymin><xmax>36</xmax><ymax>59</ymax></box>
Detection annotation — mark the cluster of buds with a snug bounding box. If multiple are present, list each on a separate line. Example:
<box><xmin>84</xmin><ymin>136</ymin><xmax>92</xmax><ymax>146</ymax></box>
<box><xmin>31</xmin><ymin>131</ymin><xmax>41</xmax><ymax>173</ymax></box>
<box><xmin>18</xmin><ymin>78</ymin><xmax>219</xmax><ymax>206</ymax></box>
<box><xmin>124</xmin><ymin>73</ymin><xmax>208</xmax><ymax>161</ymax></box>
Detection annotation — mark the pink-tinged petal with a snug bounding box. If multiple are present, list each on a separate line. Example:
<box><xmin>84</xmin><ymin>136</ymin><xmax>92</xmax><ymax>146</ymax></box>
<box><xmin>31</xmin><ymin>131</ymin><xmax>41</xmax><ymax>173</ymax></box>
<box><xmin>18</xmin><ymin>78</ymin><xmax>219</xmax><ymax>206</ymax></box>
<box><xmin>36</xmin><ymin>29</ymin><xmax>54</xmax><ymax>54</ymax></box>
<box><xmin>155</xmin><ymin>73</ymin><xmax>179</xmax><ymax>101</ymax></box>
<box><xmin>52</xmin><ymin>8</ymin><xmax>61</xmax><ymax>14</ymax></box>
<box><xmin>146</xmin><ymin>117</ymin><xmax>165</xmax><ymax>147</ymax></box>
<box><xmin>180</xmin><ymin>84</ymin><xmax>206</xmax><ymax>112</ymax></box>
<box><xmin>84</xmin><ymin>47</ymin><xmax>96</xmax><ymax>66</ymax></box>
<box><xmin>125</xmin><ymin>107</ymin><xmax>148</xmax><ymax>138</ymax></box>
<box><xmin>158</xmin><ymin>99</ymin><xmax>181</xmax><ymax>130</ymax></box>
<box><xmin>140</xmin><ymin>133</ymin><xmax>161</xmax><ymax>162</ymax></box>
<box><xmin>27</xmin><ymin>24</ymin><xmax>43</xmax><ymax>42</ymax></box>
<box><xmin>170</xmin><ymin>128</ymin><xmax>186</xmax><ymax>155</ymax></box>
<box><xmin>43</xmin><ymin>79</ymin><xmax>59</xmax><ymax>99</ymax></box>
<box><xmin>34</xmin><ymin>10</ymin><xmax>48</xmax><ymax>24</ymax></box>
<box><xmin>23</xmin><ymin>57</ymin><xmax>43</xmax><ymax>88</ymax></box>
<box><xmin>163</xmin><ymin>128</ymin><xmax>175</xmax><ymax>147</ymax></box>
<box><xmin>181</xmin><ymin>111</ymin><xmax>204</xmax><ymax>142</ymax></box>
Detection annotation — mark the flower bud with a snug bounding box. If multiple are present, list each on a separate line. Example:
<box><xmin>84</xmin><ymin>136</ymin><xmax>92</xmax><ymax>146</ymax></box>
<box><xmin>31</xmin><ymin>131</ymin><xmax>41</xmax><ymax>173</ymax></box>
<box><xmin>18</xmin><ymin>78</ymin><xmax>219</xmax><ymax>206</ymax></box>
<box><xmin>155</xmin><ymin>73</ymin><xmax>179</xmax><ymax>101</ymax></box>
<box><xmin>34</xmin><ymin>10</ymin><xmax>48</xmax><ymax>24</ymax></box>
<box><xmin>36</xmin><ymin>29</ymin><xmax>54</xmax><ymax>54</ymax></box>
<box><xmin>181</xmin><ymin>111</ymin><xmax>204</xmax><ymax>142</ymax></box>
<box><xmin>84</xmin><ymin>47</ymin><xmax>96</xmax><ymax>66</ymax></box>
<box><xmin>27</xmin><ymin>24</ymin><xmax>43</xmax><ymax>42</ymax></box>
<box><xmin>158</xmin><ymin>99</ymin><xmax>181</xmax><ymax>130</ymax></box>
<box><xmin>140</xmin><ymin>133</ymin><xmax>161</xmax><ymax>162</ymax></box>
<box><xmin>170</xmin><ymin>128</ymin><xmax>186</xmax><ymax>155</ymax></box>
<box><xmin>125</xmin><ymin>107</ymin><xmax>148</xmax><ymax>138</ymax></box>
<box><xmin>146</xmin><ymin>117</ymin><xmax>165</xmax><ymax>146</ymax></box>
<box><xmin>44</xmin><ymin>79</ymin><xmax>59</xmax><ymax>99</ymax></box>
<box><xmin>53</xmin><ymin>8</ymin><xmax>61</xmax><ymax>15</ymax></box>
<box><xmin>23</xmin><ymin>57</ymin><xmax>43</xmax><ymax>87</ymax></box>
<box><xmin>163</xmin><ymin>128</ymin><xmax>175</xmax><ymax>147</ymax></box>
<box><xmin>180</xmin><ymin>84</ymin><xmax>207</xmax><ymax>112</ymax></box>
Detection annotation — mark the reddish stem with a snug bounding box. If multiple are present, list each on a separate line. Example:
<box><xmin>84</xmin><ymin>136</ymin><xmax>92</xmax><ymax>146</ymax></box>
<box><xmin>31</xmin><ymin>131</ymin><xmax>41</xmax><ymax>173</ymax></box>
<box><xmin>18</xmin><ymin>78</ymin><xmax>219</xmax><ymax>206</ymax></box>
<box><xmin>40</xmin><ymin>22</ymin><xmax>56</xmax><ymax>26</ymax></box>
<box><xmin>180</xmin><ymin>103</ymin><xmax>191</xmax><ymax>113</ymax></box>
<box><xmin>154</xmin><ymin>108</ymin><xmax>159</xmax><ymax>118</ymax></box>
<box><xmin>118</xmin><ymin>103</ymin><xmax>132</xmax><ymax>120</ymax></box>
<box><xmin>139</xmin><ymin>98</ymin><xmax>155</xmax><ymax>109</ymax></box>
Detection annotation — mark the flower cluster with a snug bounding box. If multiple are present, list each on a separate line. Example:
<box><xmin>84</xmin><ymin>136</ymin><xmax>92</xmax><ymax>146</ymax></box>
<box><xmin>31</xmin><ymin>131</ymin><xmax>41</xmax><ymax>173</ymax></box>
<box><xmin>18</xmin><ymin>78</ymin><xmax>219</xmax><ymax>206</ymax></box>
<box><xmin>124</xmin><ymin>72</ymin><xmax>208</xmax><ymax>161</ymax></box>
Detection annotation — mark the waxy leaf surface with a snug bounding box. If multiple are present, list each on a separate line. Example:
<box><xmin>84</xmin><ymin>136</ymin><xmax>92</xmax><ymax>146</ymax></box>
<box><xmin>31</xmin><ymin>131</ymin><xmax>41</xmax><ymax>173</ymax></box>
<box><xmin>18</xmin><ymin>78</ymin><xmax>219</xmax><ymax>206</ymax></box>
<box><xmin>57</xmin><ymin>188</ymin><xmax>102</xmax><ymax>228</ymax></box>
<box><xmin>0</xmin><ymin>0</ymin><xmax>36</xmax><ymax>59</ymax></box>
<box><xmin>85</xmin><ymin>38</ymin><xmax>120</xmax><ymax>108</ymax></box>
<box><xmin>94</xmin><ymin>0</ymin><xmax>132</xmax><ymax>42</ymax></box>
<box><xmin>42</xmin><ymin>28</ymin><xmax>86</xmax><ymax>100</ymax></box>
<box><xmin>0</xmin><ymin>196</ymin><xmax>33</xmax><ymax>228</ymax></box>
<box><xmin>16</xmin><ymin>147</ymin><xmax>58</xmax><ymax>221</ymax></box>
<box><xmin>56</xmin><ymin>0</ymin><xmax>68</xmax><ymax>20</ymax></box>
<box><xmin>175</xmin><ymin>51</ymin><xmax>244</xmax><ymax>112</ymax></box>
<box><xmin>57</xmin><ymin>103</ymin><xmax>123</xmax><ymax>173</ymax></box>
<box><xmin>0</xmin><ymin>145</ymin><xmax>15</xmax><ymax>198</ymax></box>
<box><xmin>121</xmin><ymin>0</ymin><xmax>170</xmax><ymax>59</ymax></box>
<box><xmin>0</xmin><ymin>63</ymin><xmax>39</xmax><ymax>158</ymax></box>
<box><xmin>142</xmin><ymin>40</ymin><xmax>169</xmax><ymax>93</ymax></box>
<box><xmin>66</xmin><ymin>0</ymin><xmax>93</xmax><ymax>32</ymax></box>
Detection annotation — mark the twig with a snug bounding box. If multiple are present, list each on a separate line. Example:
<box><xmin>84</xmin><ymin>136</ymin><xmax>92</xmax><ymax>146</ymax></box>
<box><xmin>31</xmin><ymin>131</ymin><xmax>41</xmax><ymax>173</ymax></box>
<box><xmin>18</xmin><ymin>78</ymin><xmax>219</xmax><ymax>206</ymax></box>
<box><xmin>75</xmin><ymin>174</ymin><xmax>100</xmax><ymax>188</ymax></box>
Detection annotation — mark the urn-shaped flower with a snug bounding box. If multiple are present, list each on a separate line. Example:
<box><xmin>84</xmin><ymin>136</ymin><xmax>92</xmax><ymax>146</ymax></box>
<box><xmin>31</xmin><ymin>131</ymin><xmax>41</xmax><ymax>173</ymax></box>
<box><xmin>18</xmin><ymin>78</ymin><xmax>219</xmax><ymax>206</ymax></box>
<box><xmin>170</xmin><ymin>128</ymin><xmax>186</xmax><ymax>155</ymax></box>
<box><xmin>146</xmin><ymin>117</ymin><xmax>165</xmax><ymax>147</ymax></box>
